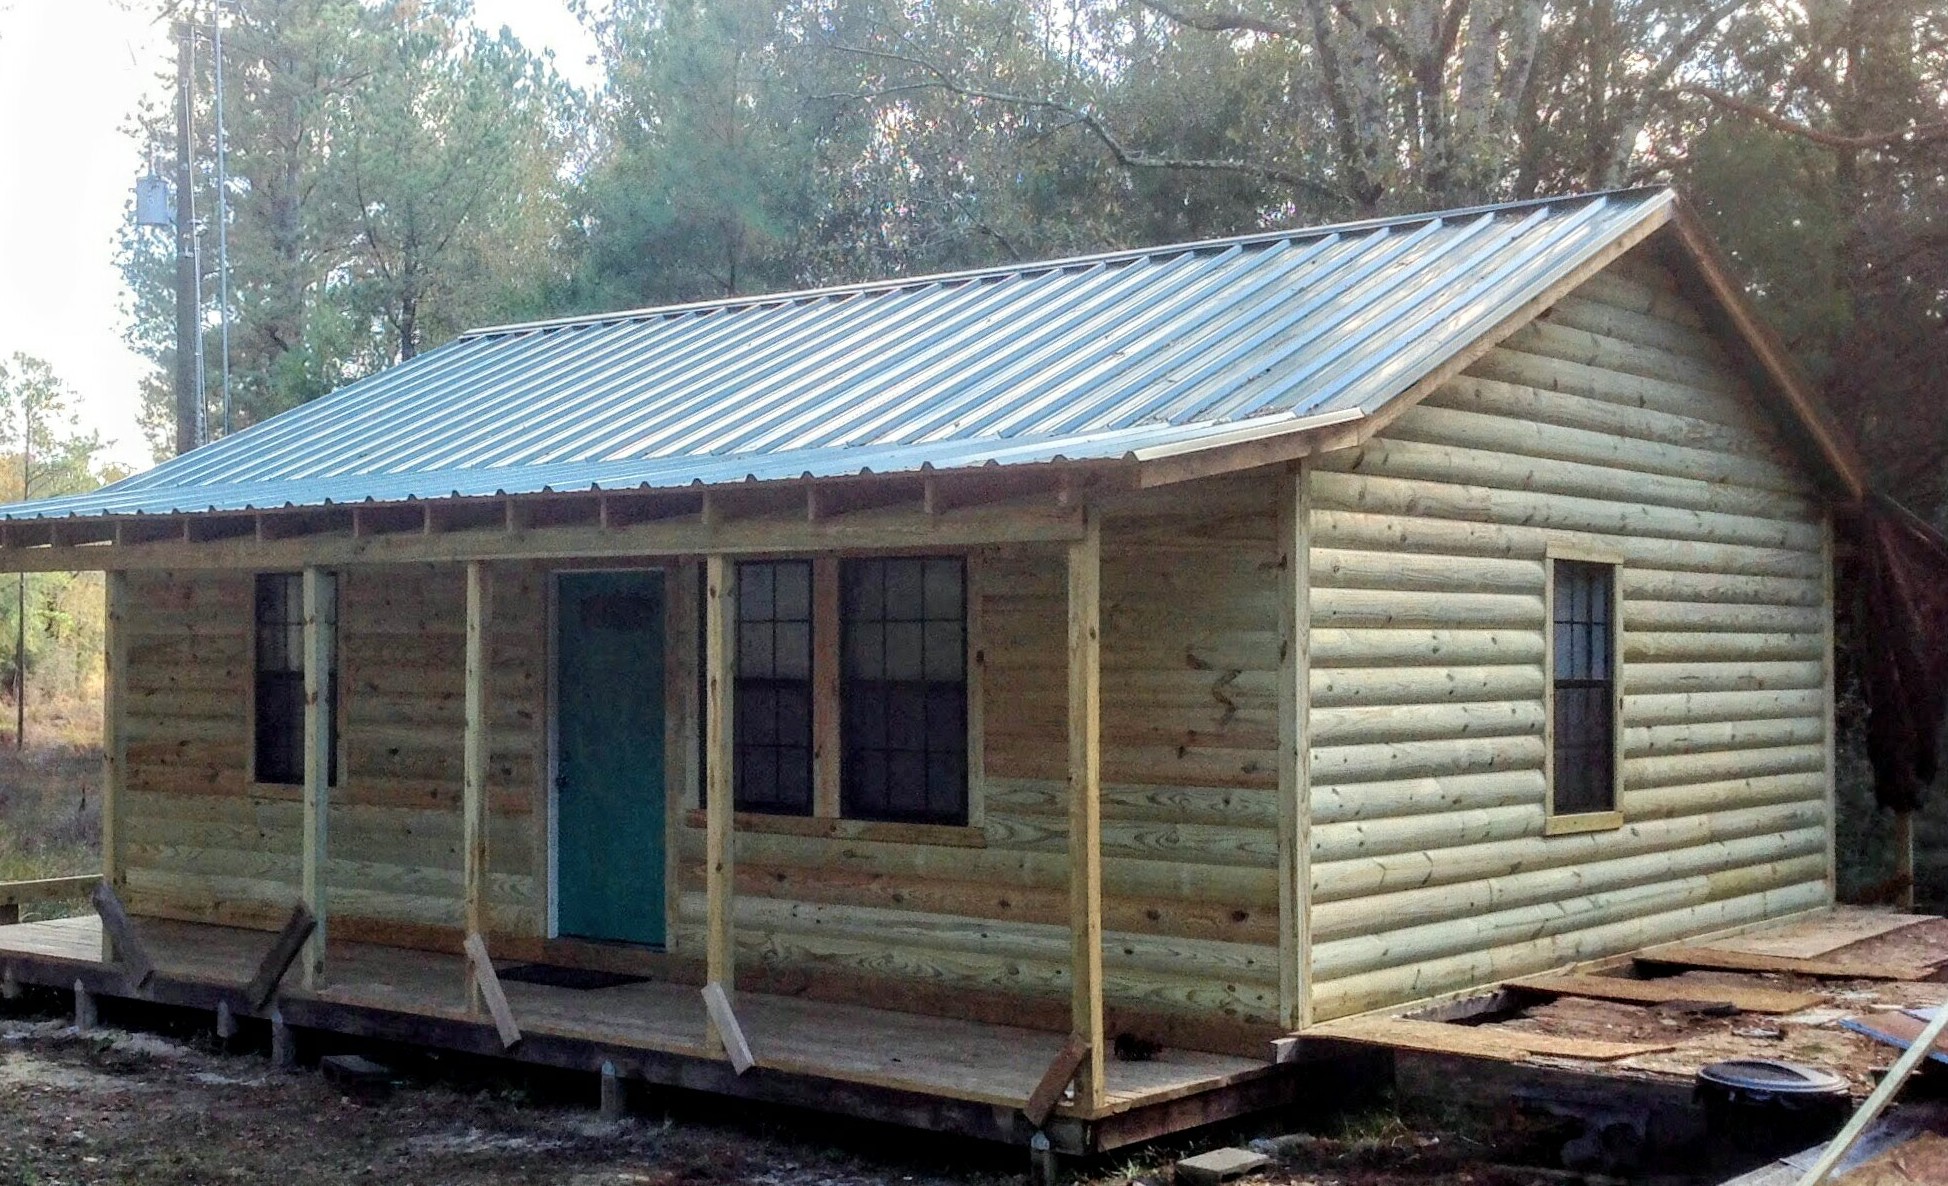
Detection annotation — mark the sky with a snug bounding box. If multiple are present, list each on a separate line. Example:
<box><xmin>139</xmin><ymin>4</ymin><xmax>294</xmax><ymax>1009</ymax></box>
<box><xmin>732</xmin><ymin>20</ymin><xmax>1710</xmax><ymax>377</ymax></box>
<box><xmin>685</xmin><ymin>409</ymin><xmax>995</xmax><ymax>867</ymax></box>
<box><xmin>0</xmin><ymin>0</ymin><xmax>600</xmax><ymax>473</ymax></box>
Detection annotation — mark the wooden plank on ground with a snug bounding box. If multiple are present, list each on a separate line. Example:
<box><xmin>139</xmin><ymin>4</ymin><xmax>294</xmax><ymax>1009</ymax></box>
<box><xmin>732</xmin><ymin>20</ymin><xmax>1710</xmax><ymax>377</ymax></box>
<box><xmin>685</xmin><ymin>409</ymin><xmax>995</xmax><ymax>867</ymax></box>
<box><xmin>244</xmin><ymin>904</ymin><xmax>317</xmax><ymax>1010</ymax></box>
<box><xmin>1708</xmin><ymin>911</ymin><xmax>1934</xmax><ymax>961</ymax></box>
<box><xmin>1508</xmin><ymin>973</ymin><xmax>1821</xmax><ymax>1016</ymax></box>
<box><xmin>1637</xmin><ymin>946</ymin><xmax>1940</xmax><ymax>982</ymax></box>
<box><xmin>701</xmin><ymin>981</ymin><xmax>755</xmax><ymax>1074</ymax></box>
<box><xmin>1022</xmin><ymin>1034</ymin><xmax>1091</xmax><ymax>1128</ymax></box>
<box><xmin>1314</xmin><ymin>1017</ymin><xmax>1676</xmax><ymax>1063</ymax></box>
<box><xmin>89</xmin><ymin>881</ymin><xmax>155</xmax><ymax>988</ymax></box>
<box><xmin>462</xmin><ymin>933</ymin><xmax>521</xmax><ymax>1049</ymax></box>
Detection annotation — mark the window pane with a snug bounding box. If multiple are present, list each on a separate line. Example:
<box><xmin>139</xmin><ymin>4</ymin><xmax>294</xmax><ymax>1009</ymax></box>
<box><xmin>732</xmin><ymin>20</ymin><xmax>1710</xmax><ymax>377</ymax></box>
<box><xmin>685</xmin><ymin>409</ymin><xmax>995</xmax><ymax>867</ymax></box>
<box><xmin>844</xmin><ymin>560</ymin><xmax>881</xmax><ymax>620</ymax></box>
<box><xmin>923</xmin><ymin>558</ymin><xmax>962</xmax><ymax>619</ymax></box>
<box><xmin>884</xmin><ymin>560</ymin><xmax>923</xmax><ymax>620</ymax></box>
<box><xmin>739</xmin><ymin>622</ymin><xmax>774</xmax><ymax>678</ymax></box>
<box><xmin>923</xmin><ymin>621</ymin><xmax>964</xmax><ymax>680</ymax></box>
<box><xmin>885</xmin><ymin>622</ymin><xmax>924</xmax><ymax>680</ymax></box>
<box><xmin>774</xmin><ymin>562</ymin><xmax>811</xmax><ymax>621</ymax></box>
<box><xmin>1551</xmin><ymin>560</ymin><xmax>1617</xmax><ymax>816</ymax></box>
<box><xmin>739</xmin><ymin>562</ymin><xmax>774</xmax><ymax>619</ymax></box>
<box><xmin>773</xmin><ymin>622</ymin><xmax>811</xmax><ymax>681</ymax></box>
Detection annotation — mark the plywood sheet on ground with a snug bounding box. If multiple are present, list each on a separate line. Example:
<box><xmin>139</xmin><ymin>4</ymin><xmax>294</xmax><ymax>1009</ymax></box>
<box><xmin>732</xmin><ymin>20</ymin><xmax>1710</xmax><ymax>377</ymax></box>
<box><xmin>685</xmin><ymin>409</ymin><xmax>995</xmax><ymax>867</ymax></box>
<box><xmin>1709</xmin><ymin>911</ymin><xmax>1935</xmax><ymax>960</ymax></box>
<box><xmin>1508</xmin><ymin>973</ymin><xmax>1820</xmax><ymax>1015</ymax></box>
<box><xmin>1312</xmin><ymin>1016</ymin><xmax>1676</xmax><ymax>1063</ymax></box>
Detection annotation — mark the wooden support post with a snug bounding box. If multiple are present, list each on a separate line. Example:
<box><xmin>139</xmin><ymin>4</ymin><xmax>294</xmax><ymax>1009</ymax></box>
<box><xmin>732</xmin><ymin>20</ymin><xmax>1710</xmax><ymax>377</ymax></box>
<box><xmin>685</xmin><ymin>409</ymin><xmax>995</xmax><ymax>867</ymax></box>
<box><xmin>463</xmin><ymin>933</ymin><xmax>522</xmax><ymax>1049</ymax></box>
<box><xmin>270</xmin><ymin>1006</ymin><xmax>296</xmax><ymax>1068</ymax></box>
<box><xmin>462</xmin><ymin>560</ymin><xmax>493</xmax><ymax>1009</ymax></box>
<box><xmin>243</xmin><ymin>904</ymin><xmax>316</xmax><ymax>1010</ymax></box>
<box><xmin>1276</xmin><ymin>464</ymin><xmax>1312</xmax><ymax>1031</ymax></box>
<box><xmin>701</xmin><ymin>982</ymin><xmax>755</xmax><ymax>1074</ymax></box>
<box><xmin>73</xmin><ymin>979</ymin><xmax>95</xmax><ymax>1033</ymax></box>
<box><xmin>215</xmin><ymin>999</ymin><xmax>237</xmax><ymax>1042</ymax></box>
<box><xmin>599</xmin><ymin>1060</ymin><xmax>625</xmax><ymax>1121</ymax></box>
<box><xmin>102</xmin><ymin>571</ymin><xmax>128</xmax><ymax>902</ymax></box>
<box><xmin>91</xmin><ymin>881</ymin><xmax>155</xmax><ymax>988</ymax></box>
<box><xmin>1066</xmin><ymin>507</ymin><xmax>1105</xmax><ymax>1113</ymax></box>
<box><xmin>1895</xmin><ymin>809</ymin><xmax>1916</xmax><ymax>911</ymax></box>
<box><xmin>0</xmin><ymin>904</ymin><xmax>15</xmax><ymax>927</ymax></box>
<box><xmin>300</xmin><ymin>567</ymin><xmax>332</xmax><ymax>989</ymax></box>
<box><xmin>0</xmin><ymin>966</ymin><xmax>19</xmax><ymax>1001</ymax></box>
<box><xmin>811</xmin><ymin>559</ymin><xmax>841</xmax><ymax>819</ymax></box>
<box><xmin>1022</xmin><ymin>1034</ymin><xmax>1091</xmax><ymax>1128</ymax></box>
<box><xmin>703</xmin><ymin>555</ymin><xmax>736</xmax><ymax>1048</ymax></box>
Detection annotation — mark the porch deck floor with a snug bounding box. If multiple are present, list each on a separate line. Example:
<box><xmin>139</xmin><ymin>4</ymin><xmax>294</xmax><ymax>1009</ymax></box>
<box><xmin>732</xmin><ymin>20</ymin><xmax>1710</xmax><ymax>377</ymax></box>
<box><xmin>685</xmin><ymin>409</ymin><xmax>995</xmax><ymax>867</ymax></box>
<box><xmin>0</xmin><ymin>915</ymin><xmax>1267</xmax><ymax>1119</ymax></box>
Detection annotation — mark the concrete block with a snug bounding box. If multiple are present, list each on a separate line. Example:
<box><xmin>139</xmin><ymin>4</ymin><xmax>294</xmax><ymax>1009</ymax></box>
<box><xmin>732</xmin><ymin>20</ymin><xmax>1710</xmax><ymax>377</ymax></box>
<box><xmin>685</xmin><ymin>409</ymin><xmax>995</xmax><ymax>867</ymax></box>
<box><xmin>1175</xmin><ymin>1147</ymin><xmax>1270</xmax><ymax>1185</ymax></box>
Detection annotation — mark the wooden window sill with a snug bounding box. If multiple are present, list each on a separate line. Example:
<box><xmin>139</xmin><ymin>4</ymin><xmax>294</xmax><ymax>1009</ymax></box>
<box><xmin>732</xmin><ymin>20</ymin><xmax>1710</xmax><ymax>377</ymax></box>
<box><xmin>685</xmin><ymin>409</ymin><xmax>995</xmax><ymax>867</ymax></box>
<box><xmin>1544</xmin><ymin>810</ymin><xmax>1624</xmax><ymax>836</ymax></box>
<box><xmin>681</xmin><ymin>808</ymin><xmax>986</xmax><ymax>848</ymax></box>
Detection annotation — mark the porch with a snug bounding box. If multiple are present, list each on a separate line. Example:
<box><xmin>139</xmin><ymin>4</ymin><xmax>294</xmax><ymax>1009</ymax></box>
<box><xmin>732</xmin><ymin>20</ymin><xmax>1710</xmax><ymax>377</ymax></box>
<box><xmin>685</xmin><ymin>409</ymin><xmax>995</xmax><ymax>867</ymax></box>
<box><xmin>0</xmin><ymin>911</ymin><xmax>1291</xmax><ymax>1154</ymax></box>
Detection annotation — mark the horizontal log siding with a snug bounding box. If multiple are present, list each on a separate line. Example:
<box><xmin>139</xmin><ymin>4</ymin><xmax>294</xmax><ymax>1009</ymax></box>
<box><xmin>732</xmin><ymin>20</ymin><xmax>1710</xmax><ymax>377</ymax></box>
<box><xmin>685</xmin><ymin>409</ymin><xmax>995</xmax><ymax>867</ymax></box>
<box><xmin>120</xmin><ymin>564</ymin><xmax>546</xmax><ymax>935</ymax></box>
<box><xmin>669</xmin><ymin>479</ymin><xmax>1286</xmax><ymax>1028</ymax></box>
<box><xmin>1304</xmin><ymin>255</ymin><xmax>1832</xmax><ymax>1022</ymax></box>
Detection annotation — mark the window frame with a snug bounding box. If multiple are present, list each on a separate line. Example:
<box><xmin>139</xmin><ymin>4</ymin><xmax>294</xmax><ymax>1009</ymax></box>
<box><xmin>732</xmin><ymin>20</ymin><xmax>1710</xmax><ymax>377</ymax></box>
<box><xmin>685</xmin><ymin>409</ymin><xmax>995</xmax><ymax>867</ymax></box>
<box><xmin>1542</xmin><ymin>546</ymin><xmax>1624</xmax><ymax>835</ymax></box>
<box><xmin>247</xmin><ymin>570</ymin><xmax>341</xmax><ymax>790</ymax></box>
<box><xmin>838</xmin><ymin>554</ymin><xmax>972</xmax><ymax>827</ymax></box>
<box><xmin>730</xmin><ymin>558</ymin><xmax>817</xmax><ymax>817</ymax></box>
<box><xmin>691</xmin><ymin>551</ymin><xmax>985</xmax><ymax>841</ymax></box>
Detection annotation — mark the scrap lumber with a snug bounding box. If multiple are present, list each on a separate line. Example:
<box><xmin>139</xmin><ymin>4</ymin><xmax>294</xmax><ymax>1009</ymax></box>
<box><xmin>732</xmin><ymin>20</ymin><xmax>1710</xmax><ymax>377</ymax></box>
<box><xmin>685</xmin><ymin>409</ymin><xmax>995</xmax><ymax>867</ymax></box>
<box><xmin>1313</xmin><ymin>1016</ymin><xmax>1676</xmax><ymax>1063</ymax></box>
<box><xmin>1840</xmin><ymin>1009</ymin><xmax>1948</xmax><ymax>1066</ymax></box>
<box><xmin>1709</xmin><ymin>911</ymin><xmax>1933</xmax><ymax>961</ymax></box>
<box><xmin>90</xmin><ymin>881</ymin><xmax>154</xmax><ymax>988</ymax></box>
<box><xmin>1797</xmin><ymin>1003</ymin><xmax>1948</xmax><ymax>1185</ymax></box>
<box><xmin>243</xmin><ymin>904</ymin><xmax>317</xmax><ymax>1010</ymax></box>
<box><xmin>462</xmin><ymin>933</ymin><xmax>522</xmax><ymax>1050</ymax></box>
<box><xmin>1508</xmin><ymin>973</ymin><xmax>1820</xmax><ymax>1015</ymax></box>
<box><xmin>700</xmin><ymin>982</ymin><xmax>755</xmax><ymax>1074</ymax></box>
<box><xmin>1636</xmin><ymin>945</ymin><xmax>1940</xmax><ymax>981</ymax></box>
<box><xmin>1022</xmin><ymin>1034</ymin><xmax>1091</xmax><ymax>1128</ymax></box>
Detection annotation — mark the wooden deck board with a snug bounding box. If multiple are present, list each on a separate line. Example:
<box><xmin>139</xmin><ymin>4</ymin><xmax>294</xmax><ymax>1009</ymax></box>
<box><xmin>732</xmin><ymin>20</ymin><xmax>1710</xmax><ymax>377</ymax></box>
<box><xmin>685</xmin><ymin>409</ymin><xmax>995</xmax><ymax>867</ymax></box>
<box><xmin>0</xmin><ymin>915</ymin><xmax>1264</xmax><ymax>1120</ymax></box>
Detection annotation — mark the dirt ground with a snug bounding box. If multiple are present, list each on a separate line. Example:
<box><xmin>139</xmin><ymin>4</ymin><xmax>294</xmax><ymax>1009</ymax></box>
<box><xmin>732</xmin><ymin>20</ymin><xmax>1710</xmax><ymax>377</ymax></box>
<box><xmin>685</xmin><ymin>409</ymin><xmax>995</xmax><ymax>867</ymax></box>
<box><xmin>0</xmin><ymin>996</ymin><xmax>1672</xmax><ymax>1186</ymax></box>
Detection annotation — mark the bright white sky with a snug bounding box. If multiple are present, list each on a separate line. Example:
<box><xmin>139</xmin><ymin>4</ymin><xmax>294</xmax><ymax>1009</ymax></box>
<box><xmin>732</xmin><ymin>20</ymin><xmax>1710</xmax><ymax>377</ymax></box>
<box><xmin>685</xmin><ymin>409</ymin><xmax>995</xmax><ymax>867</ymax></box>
<box><xmin>0</xmin><ymin>0</ymin><xmax>601</xmax><ymax>472</ymax></box>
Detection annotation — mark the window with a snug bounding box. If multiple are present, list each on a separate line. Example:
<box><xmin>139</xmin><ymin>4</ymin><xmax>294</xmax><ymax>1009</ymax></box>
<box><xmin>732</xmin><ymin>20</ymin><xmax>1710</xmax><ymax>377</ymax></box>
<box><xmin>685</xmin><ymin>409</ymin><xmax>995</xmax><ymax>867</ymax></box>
<box><xmin>841</xmin><ymin>557</ymin><xmax>967</xmax><ymax>825</ymax></box>
<box><xmin>734</xmin><ymin>560</ymin><xmax>814</xmax><ymax>815</ymax></box>
<box><xmin>1550</xmin><ymin>558</ymin><xmax>1617</xmax><ymax>819</ymax></box>
<box><xmin>254</xmin><ymin>572</ymin><xmax>337</xmax><ymax>786</ymax></box>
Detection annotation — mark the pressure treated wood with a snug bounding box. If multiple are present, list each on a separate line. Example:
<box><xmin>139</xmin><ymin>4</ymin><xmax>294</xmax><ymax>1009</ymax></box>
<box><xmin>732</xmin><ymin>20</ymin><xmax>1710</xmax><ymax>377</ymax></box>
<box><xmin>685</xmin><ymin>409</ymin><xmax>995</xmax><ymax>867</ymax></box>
<box><xmin>462</xmin><ymin>560</ymin><xmax>491</xmax><ymax>1007</ymax></box>
<box><xmin>103</xmin><ymin>571</ymin><xmax>128</xmax><ymax>891</ymax></box>
<box><xmin>1276</xmin><ymin>466</ymin><xmax>1311</xmax><ymax>1029</ymax></box>
<box><xmin>301</xmin><ymin>567</ymin><xmax>331</xmax><ymax>988</ymax></box>
<box><xmin>1068</xmin><ymin>508</ymin><xmax>1106</xmax><ymax>1111</ymax></box>
<box><xmin>703</xmin><ymin>555</ymin><xmax>736</xmax><ymax>1051</ymax></box>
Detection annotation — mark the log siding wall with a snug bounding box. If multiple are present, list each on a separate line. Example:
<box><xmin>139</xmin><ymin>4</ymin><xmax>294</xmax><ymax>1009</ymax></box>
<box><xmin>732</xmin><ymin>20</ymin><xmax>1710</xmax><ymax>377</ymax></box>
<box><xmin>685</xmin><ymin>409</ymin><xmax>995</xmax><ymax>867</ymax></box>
<box><xmin>120</xmin><ymin>564</ymin><xmax>548</xmax><ymax>939</ymax></box>
<box><xmin>1304</xmin><ymin>255</ymin><xmax>1833</xmax><ymax>1021</ymax></box>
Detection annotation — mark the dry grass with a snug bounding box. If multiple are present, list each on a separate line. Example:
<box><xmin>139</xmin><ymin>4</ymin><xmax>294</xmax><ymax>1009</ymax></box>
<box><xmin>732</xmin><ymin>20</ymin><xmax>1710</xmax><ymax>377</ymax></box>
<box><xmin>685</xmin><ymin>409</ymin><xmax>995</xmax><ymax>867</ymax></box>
<box><xmin>0</xmin><ymin>694</ymin><xmax>102</xmax><ymax>907</ymax></box>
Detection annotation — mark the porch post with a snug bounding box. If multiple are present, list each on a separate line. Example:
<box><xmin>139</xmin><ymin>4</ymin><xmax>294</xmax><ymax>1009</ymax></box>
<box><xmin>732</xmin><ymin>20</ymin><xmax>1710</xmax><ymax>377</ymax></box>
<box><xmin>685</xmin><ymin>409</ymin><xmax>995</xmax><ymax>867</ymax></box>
<box><xmin>463</xmin><ymin>560</ymin><xmax>493</xmax><ymax>1006</ymax></box>
<box><xmin>703</xmin><ymin>555</ymin><xmax>737</xmax><ymax>1046</ymax></box>
<box><xmin>102</xmin><ymin>571</ymin><xmax>128</xmax><ymax>892</ymax></box>
<box><xmin>301</xmin><ymin>566</ymin><xmax>332</xmax><ymax>988</ymax></box>
<box><xmin>1067</xmin><ymin>507</ymin><xmax>1105</xmax><ymax>1111</ymax></box>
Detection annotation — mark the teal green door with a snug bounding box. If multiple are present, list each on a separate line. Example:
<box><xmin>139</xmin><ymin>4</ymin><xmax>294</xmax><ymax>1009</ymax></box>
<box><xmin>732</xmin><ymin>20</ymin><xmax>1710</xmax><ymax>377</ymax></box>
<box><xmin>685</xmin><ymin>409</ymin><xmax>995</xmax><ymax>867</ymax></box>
<box><xmin>555</xmin><ymin>570</ymin><xmax>666</xmax><ymax>946</ymax></box>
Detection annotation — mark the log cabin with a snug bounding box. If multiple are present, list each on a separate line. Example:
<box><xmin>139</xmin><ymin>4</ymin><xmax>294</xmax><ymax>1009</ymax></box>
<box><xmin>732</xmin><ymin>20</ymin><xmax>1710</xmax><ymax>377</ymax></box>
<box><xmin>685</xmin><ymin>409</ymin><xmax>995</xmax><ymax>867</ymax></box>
<box><xmin>0</xmin><ymin>187</ymin><xmax>1870</xmax><ymax>1154</ymax></box>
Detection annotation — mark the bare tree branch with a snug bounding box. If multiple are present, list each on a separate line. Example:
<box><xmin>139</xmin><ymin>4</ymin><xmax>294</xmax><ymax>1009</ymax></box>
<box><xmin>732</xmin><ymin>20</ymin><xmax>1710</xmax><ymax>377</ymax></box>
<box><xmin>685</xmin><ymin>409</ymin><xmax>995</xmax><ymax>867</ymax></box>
<box><xmin>1134</xmin><ymin>0</ymin><xmax>1305</xmax><ymax>40</ymax></box>
<box><xmin>817</xmin><ymin>42</ymin><xmax>1349</xmax><ymax>204</ymax></box>
<box><xmin>1686</xmin><ymin>86</ymin><xmax>1948</xmax><ymax>149</ymax></box>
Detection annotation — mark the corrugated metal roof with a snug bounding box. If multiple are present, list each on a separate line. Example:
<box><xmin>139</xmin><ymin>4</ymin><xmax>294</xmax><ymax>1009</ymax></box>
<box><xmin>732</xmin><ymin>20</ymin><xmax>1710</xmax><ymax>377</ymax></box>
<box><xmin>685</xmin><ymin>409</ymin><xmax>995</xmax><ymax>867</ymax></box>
<box><xmin>5</xmin><ymin>188</ymin><xmax>1676</xmax><ymax>522</ymax></box>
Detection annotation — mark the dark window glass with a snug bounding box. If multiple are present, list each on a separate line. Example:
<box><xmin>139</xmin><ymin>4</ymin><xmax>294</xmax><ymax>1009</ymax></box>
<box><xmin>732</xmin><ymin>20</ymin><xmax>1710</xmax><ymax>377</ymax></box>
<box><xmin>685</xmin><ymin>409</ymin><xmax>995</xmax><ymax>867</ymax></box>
<box><xmin>1552</xmin><ymin>560</ymin><xmax>1614</xmax><ymax>815</ymax></box>
<box><xmin>842</xmin><ymin>557</ymin><xmax>967</xmax><ymax>825</ymax></box>
<box><xmin>254</xmin><ymin>572</ymin><xmax>337</xmax><ymax>786</ymax></box>
<box><xmin>733</xmin><ymin>560</ymin><xmax>813</xmax><ymax>815</ymax></box>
